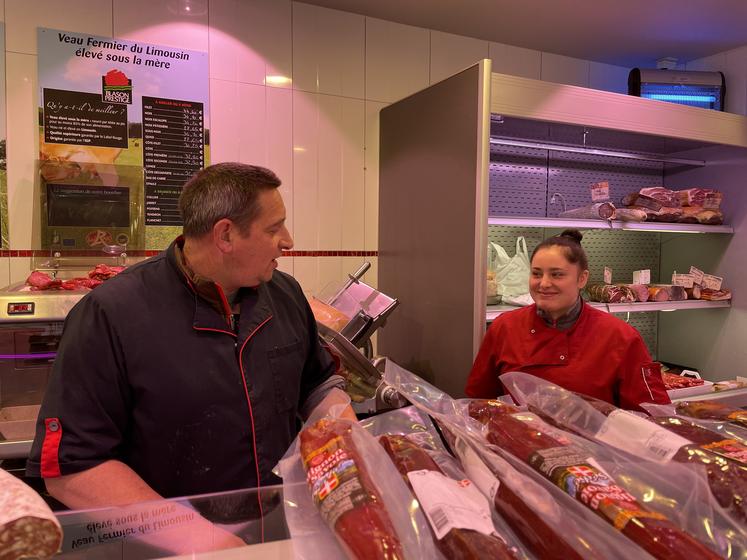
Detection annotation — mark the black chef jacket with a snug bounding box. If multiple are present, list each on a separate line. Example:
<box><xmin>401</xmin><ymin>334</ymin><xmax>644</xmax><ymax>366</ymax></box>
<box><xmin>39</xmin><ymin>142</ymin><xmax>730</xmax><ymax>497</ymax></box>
<box><xmin>26</xmin><ymin>239</ymin><xmax>336</xmax><ymax>498</ymax></box>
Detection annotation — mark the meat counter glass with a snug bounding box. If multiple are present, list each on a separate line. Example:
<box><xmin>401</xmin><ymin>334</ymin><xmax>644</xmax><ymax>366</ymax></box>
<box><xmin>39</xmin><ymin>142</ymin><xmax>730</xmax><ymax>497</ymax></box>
<box><xmin>51</xmin><ymin>484</ymin><xmax>294</xmax><ymax>559</ymax></box>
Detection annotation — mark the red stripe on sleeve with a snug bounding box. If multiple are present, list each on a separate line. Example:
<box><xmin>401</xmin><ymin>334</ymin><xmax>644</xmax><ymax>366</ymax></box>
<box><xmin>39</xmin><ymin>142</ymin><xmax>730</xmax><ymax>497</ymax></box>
<box><xmin>40</xmin><ymin>417</ymin><xmax>63</xmax><ymax>478</ymax></box>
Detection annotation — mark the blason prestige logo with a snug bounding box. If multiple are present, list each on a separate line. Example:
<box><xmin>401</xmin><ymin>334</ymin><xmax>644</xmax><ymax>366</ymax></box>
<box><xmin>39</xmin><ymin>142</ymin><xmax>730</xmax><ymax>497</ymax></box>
<box><xmin>101</xmin><ymin>69</ymin><xmax>132</xmax><ymax>104</ymax></box>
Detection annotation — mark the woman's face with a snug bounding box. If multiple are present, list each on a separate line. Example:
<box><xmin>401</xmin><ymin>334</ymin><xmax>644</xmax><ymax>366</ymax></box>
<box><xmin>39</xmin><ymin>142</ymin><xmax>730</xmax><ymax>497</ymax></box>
<box><xmin>530</xmin><ymin>246</ymin><xmax>589</xmax><ymax>319</ymax></box>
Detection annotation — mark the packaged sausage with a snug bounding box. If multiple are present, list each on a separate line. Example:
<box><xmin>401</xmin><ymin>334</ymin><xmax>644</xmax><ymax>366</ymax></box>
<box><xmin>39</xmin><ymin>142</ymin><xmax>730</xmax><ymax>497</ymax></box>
<box><xmin>275</xmin><ymin>392</ymin><xmax>440</xmax><ymax>560</ymax></box>
<box><xmin>382</xmin><ymin>359</ymin><xmax>660</xmax><ymax>560</ymax></box>
<box><xmin>501</xmin><ymin>371</ymin><xmax>747</xmax><ymax>556</ymax></box>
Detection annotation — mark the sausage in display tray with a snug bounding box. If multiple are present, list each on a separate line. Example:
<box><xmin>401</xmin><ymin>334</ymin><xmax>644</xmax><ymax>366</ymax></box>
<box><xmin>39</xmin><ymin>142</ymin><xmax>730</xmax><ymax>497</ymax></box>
<box><xmin>468</xmin><ymin>398</ymin><xmax>724</xmax><ymax>560</ymax></box>
<box><xmin>515</xmin><ymin>380</ymin><xmax>747</xmax><ymax>525</ymax></box>
<box><xmin>381</xmin><ymin>359</ymin><xmax>674</xmax><ymax>560</ymax></box>
<box><xmin>379</xmin><ymin>434</ymin><xmax>520</xmax><ymax>560</ymax></box>
<box><xmin>276</xmin><ymin>395</ymin><xmax>440</xmax><ymax>560</ymax></box>
<box><xmin>501</xmin><ymin>371</ymin><xmax>747</xmax><ymax>555</ymax></box>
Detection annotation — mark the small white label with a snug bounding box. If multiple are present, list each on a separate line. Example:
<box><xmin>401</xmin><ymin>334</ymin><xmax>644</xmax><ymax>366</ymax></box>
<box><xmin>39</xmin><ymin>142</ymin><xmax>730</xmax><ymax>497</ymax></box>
<box><xmin>604</xmin><ymin>267</ymin><xmax>613</xmax><ymax>284</ymax></box>
<box><xmin>703</xmin><ymin>192</ymin><xmax>721</xmax><ymax>210</ymax></box>
<box><xmin>689</xmin><ymin>266</ymin><xmax>705</xmax><ymax>285</ymax></box>
<box><xmin>407</xmin><ymin>470</ymin><xmax>496</xmax><ymax>540</ymax></box>
<box><xmin>591</xmin><ymin>181</ymin><xmax>610</xmax><ymax>202</ymax></box>
<box><xmin>672</xmin><ymin>273</ymin><xmax>694</xmax><ymax>288</ymax></box>
<box><xmin>457</xmin><ymin>444</ymin><xmax>501</xmax><ymax>503</ymax></box>
<box><xmin>595</xmin><ymin>409</ymin><xmax>691</xmax><ymax>463</ymax></box>
<box><xmin>633</xmin><ymin>269</ymin><xmax>651</xmax><ymax>285</ymax></box>
<box><xmin>702</xmin><ymin>274</ymin><xmax>723</xmax><ymax>290</ymax></box>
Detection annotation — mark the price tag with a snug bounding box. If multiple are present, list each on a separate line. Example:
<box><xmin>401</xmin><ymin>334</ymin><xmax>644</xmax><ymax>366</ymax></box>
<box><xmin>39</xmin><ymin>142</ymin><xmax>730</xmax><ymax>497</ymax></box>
<box><xmin>689</xmin><ymin>266</ymin><xmax>704</xmax><ymax>285</ymax></box>
<box><xmin>703</xmin><ymin>192</ymin><xmax>721</xmax><ymax>210</ymax></box>
<box><xmin>633</xmin><ymin>269</ymin><xmax>650</xmax><ymax>285</ymax></box>
<box><xmin>595</xmin><ymin>409</ymin><xmax>691</xmax><ymax>463</ymax></box>
<box><xmin>672</xmin><ymin>273</ymin><xmax>694</xmax><ymax>288</ymax></box>
<box><xmin>604</xmin><ymin>267</ymin><xmax>612</xmax><ymax>284</ymax></box>
<box><xmin>702</xmin><ymin>274</ymin><xmax>723</xmax><ymax>290</ymax></box>
<box><xmin>408</xmin><ymin>470</ymin><xmax>496</xmax><ymax>540</ymax></box>
<box><xmin>591</xmin><ymin>181</ymin><xmax>610</xmax><ymax>202</ymax></box>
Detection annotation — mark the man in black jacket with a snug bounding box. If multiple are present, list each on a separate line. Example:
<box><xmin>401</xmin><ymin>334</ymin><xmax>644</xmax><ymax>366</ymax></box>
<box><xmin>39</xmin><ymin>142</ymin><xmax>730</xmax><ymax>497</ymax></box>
<box><xmin>28</xmin><ymin>163</ymin><xmax>352</xmax><ymax>526</ymax></box>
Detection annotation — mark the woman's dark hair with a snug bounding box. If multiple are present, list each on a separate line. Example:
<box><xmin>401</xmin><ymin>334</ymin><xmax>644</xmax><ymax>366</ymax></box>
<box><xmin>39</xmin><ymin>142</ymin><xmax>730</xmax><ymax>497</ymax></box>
<box><xmin>531</xmin><ymin>229</ymin><xmax>588</xmax><ymax>271</ymax></box>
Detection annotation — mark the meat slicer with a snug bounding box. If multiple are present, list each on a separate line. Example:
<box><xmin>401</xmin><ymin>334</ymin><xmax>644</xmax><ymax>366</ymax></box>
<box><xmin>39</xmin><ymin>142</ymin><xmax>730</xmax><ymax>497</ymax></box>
<box><xmin>313</xmin><ymin>263</ymin><xmax>406</xmax><ymax>414</ymax></box>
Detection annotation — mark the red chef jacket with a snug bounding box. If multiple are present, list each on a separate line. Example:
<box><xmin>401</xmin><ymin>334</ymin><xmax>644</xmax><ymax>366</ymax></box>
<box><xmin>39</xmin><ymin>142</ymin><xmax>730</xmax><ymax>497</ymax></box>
<box><xmin>465</xmin><ymin>303</ymin><xmax>670</xmax><ymax>411</ymax></box>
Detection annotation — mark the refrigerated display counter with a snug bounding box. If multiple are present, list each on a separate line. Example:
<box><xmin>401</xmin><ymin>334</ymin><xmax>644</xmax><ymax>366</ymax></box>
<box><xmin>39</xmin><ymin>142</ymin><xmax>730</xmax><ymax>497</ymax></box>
<box><xmin>50</xmin><ymin>484</ymin><xmax>294</xmax><ymax>559</ymax></box>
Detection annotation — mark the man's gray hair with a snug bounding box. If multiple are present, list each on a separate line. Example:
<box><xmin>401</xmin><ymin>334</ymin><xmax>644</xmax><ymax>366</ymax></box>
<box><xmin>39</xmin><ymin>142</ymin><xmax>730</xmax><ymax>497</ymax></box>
<box><xmin>179</xmin><ymin>162</ymin><xmax>281</xmax><ymax>238</ymax></box>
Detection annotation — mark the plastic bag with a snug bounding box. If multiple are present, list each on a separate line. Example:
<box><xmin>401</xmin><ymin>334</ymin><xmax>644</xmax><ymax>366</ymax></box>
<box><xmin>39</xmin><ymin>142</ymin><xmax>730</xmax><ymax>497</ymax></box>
<box><xmin>382</xmin><ymin>359</ymin><xmax>656</xmax><ymax>560</ymax></box>
<box><xmin>489</xmin><ymin>238</ymin><xmax>531</xmax><ymax>299</ymax></box>
<box><xmin>275</xmin><ymin>391</ymin><xmax>440</xmax><ymax>560</ymax></box>
<box><xmin>501</xmin><ymin>370</ymin><xmax>747</xmax><ymax>558</ymax></box>
<box><xmin>643</xmin><ymin>402</ymin><xmax>747</xmax><ymax>446</ymax></box>
<box><xmin>487</xmin><ymin>242</ymin><xmax>510</xmax><ymax>304</ymax></box>
<box><xmin>364</xmin><ymin>408</ymin><xmax>529</xmax><ymax>560</ymax></box>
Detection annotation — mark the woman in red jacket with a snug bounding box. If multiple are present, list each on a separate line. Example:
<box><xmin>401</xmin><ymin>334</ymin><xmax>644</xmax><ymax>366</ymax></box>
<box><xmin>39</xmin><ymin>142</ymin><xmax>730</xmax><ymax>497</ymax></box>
<box><xmin>465</xmin><ymin>229</ymin><xmax>670</xmax><ymax>411</ymax></box>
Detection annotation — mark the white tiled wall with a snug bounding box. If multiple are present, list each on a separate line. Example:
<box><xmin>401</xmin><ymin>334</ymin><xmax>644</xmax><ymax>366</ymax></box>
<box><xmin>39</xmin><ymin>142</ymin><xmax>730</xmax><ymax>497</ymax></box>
<box><xmin>364</xmin><ymin>17</ymin><xmax>430</xmax><ymax>103</ymax></box>
<box><xmin>430</xmin><ymin>30</ymin><xmax>489</xmax><ymax>84</ymax></box>
<box><xmin>9</xmin><ymin>0</ymin><xmax>722</xmax><ymax>295</ymax></box>
<box><xmin>489</xmin><ymin>42</ymin><xmax>541</xmax><ymax>79</ymax></box>
<box><xmin>292</xmin><ymin>2</ymin><xmax>364</xmax><ymax>98</ymax></box>
<box><xmin>540</xmin><ymin>52</ymin><xmax>590</xmax><ymax>87</ymax></box>
<box><xmin>688</xmin><ymin>46</ymin><xmax>747</xmax><ymax>116</ymax></box>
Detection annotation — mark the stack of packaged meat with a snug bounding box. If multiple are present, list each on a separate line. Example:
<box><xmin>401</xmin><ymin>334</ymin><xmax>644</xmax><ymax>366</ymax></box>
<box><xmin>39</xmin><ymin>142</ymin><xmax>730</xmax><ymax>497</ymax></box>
<box><xmin>24</xmin><ymin>264</ymin><xmax>125</xmax><ymax>291</ymax></box>
<box><xmin>498</xmin><ymin>371</ymin><xmax>747</xmax><ymax>555</ymax></box>
<box><xmin>378</xmin><ymin>361</ymin><xmax>747</xmax><ymax>560</ymax></box>
<box><xmin>620</xmin><ymin>187</ymin><xmax>723</xmax><ymax>225</ymax></box>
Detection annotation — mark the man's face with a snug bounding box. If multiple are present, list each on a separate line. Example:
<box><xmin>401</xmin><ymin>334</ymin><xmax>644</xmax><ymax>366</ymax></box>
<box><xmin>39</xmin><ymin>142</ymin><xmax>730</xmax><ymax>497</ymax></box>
<box><xmin>229</xmin><ymin>189</ymin><xmax>293</xmax><ymax>287</ymax></box>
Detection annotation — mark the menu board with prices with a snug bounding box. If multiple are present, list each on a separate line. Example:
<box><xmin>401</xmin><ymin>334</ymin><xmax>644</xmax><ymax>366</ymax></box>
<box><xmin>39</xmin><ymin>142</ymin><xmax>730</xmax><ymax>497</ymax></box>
<box><xmin>144</xmin><ymin>186</ymin><xmax>182</xmax><ymax>226</ymax></box>
<box><xmin>142</xmin><ymin>96</ymin><xmax>204</xmax><ymax>226</ymax></box>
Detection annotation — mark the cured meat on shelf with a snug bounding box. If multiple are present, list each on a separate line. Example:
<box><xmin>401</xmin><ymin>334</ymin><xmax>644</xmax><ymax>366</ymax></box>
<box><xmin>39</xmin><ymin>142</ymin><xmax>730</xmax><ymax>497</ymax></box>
<box><xmin>676</xmin><ymin>188</ymin><xmax>722</xmax><ymax>209</ymax></box>
<box><xmin>679</xmin><ymin>207</ymin><xmax>724</xmax><ymax>225</ymax></box>
<box><xmin>647</xmin><ymin>285</ymin><xmax>686</xmax><ymax>302</ymax></box>
<box><xmin>647</xmin><ymin>286</ymin><xmax>670</xmax><ymax>302</ymax></box>
<box><xmin>467</xmin><ymin>399</ymin><xmax>722</xmax><ymax>560</ymax></box>
<box><xmin>639</xmin><ymin>187</ymin><xmax>681</xmax><ymax>207</ymax></box>
<box><xmin>614</xmin><ymin>208</ymin><xmax>647</xmax><ymax>222</ymax></box>
<box><xmin>700</xmin><ymin>288</ymin><xmax>732</xmax><ymax>301</ymax></box>
<box><xmin>621</xmin><ymin>192</ymin><xmax>663</xmax><ymax>211</ymax></box>
<box><xmin>0</xmin><ymin>469</ymin><xmax>62</xmax><ymax>560</ymax></box>
<box><xmin>685</xmin><ymin>286</ymin><xmax>701</xmax><ymax>300</ymax></box>
<box><xmin>300</xmin><ymin>418</ymin><xmax>404</xmax><ymax>560</ymax></box>
<box><xmin>379</xmin><ymin>434</ymin><xmax>519</xmax><ymax>560</ymax></box>
<box><xmin>621</xmin><ymin>284</ymin><xmax>649</xmax><ymax>302</ymax></box>
<box><xmin>586</xmin><ymin>283</ymin><xmax>636</xmax><ymax>303</ymax></box>
<box><xmin>648</xmin><ymin>207</ymin><xmax>684</xmax><ymax>222</ymax></box>
<box><xmin>558</xmin><ymin>202</ymin><xmax>616</xmax><ymax>220</ymax></box>
<box><xmin>693</xmin><ymin>209</ymin><xmax>724</xmax><ymax>225</ymax></box>
<box><xmin>676</xmin><ymin>401</ymin><xmax>747</xmax><ymax>429</ymax></box>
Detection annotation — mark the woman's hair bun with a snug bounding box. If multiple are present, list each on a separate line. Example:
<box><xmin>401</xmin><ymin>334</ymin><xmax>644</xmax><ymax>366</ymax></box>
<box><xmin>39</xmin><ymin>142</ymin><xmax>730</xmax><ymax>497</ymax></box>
<box><xmin>559</xmin><ymin>229</ymin><xmax>583</xmax><ymax>243</ymax></box>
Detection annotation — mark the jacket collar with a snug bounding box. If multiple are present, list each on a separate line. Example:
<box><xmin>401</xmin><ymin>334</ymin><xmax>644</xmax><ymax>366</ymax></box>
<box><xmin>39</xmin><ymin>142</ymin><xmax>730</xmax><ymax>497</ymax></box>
<box><xmin>535</xmin><ymin>296</ymin><xmax>583</xmax><ymax>331</ymax></box>
<box><xmin>167</xmin><ymin>237</ymin><xmax>272</xmax><ymax>335</ymax></box>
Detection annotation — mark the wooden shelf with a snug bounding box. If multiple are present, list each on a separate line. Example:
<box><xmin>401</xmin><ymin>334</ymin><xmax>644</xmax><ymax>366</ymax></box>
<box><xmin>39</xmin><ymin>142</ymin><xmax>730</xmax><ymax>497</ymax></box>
<box><xmin>487</xmin><ymin>299</ymin><xmax>731</xmax><ymax>322</ymax></box>
<box><xmin>487</xmin><ymin>216</ymin><xmax>733</xmax><ymax>234</ymax></box>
